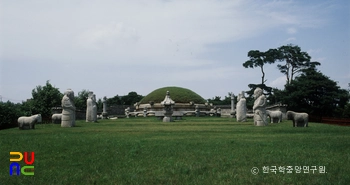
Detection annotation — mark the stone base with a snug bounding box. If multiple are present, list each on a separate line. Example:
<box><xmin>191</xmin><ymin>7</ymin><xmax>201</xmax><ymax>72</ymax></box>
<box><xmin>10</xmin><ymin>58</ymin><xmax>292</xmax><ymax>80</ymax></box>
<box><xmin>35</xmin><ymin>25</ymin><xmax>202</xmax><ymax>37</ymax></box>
<box><xmin>255</xmin><ymin>121</ymin><xmax>267</xmax><ymax>126</ymax></box>
<box><xmin>163</xmin><ymin>116</ymin><xmax>173</xmax><ymax>122</ymax></box>
<box><xmin>102</xmin><ymin>112</ymin><xmax>108</xmax><ymax>119</ymax></box>
<box><xmin>61</xmin><ymin>121</ymin><xmax>73</xmax><ymax>127</ymax></box>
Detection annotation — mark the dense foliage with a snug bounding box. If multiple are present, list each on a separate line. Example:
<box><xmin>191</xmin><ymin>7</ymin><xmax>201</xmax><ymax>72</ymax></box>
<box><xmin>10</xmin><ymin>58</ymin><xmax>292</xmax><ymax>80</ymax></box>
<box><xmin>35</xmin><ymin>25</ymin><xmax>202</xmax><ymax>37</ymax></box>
<box><xmin>74</xmin><ymin>89</ymin><xmax>90</xmax><ymax>111</ymax></box>
<box><xmin>29</xmin><ymin>81</ymin><xmax>63</xmax><ymax>118</ymax></box>
<box><xmin>0</xmin><ymin>101</ymin><xmax>24</xmax><ymax>129</ymax></box>
<box><xmin>275</xmin><ymin>68</ymin><xmax>350</xmax><ymax>117</ymax></box>
<box><xmin>207</xmin><ymin>93</ymin><xmax>234</xmax><ymax>105</ymax></box>
<box><xmin>107</xmin><ymin>92</ymin><xmax>144</xmax><ymax>105</ymax></box>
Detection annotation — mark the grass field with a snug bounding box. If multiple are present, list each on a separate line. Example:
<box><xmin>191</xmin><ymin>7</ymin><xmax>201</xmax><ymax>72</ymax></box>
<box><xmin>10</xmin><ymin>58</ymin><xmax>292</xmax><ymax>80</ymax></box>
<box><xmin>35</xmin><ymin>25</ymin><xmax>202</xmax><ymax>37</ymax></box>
<box><xmin>1</xmin><ymin>117</ymin><xmax>349</xmax><ymax>185</ymax></box>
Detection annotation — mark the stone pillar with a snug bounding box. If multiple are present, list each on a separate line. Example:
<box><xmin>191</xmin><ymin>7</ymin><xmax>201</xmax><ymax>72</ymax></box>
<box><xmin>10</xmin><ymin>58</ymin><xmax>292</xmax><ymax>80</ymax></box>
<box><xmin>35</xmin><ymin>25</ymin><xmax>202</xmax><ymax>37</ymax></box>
<box><xmin>231</xmin><ymin>92</ymin><xmax>235</xmax><ymax>117</ymax></box>
<box><xmin>102</xmin><ymin>96</ymin><xmax>108</xmax><ymax>119</ymax></box>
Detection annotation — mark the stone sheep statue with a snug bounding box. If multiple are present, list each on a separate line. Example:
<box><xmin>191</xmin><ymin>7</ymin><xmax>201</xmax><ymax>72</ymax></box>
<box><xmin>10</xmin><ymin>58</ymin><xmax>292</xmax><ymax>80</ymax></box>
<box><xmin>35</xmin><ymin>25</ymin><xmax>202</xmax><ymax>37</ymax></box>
<box><xmin>286</xmin><ymin>111</ymin><xmax>308</xmax><ymax>127</ymax></box>
<box><xmin>18</xmin><ymin>114</ymin><xmax>42</xmax><ymax>129</ymax></box>
<box><xmin>266</xmin><ymin>110</ymin><xmax>283</xmax><ymax>123</ymax></box>
<box><xmin>52</xmin><ymin>114</ymin><xmax>62</xmax><ymax>124</ymax></box>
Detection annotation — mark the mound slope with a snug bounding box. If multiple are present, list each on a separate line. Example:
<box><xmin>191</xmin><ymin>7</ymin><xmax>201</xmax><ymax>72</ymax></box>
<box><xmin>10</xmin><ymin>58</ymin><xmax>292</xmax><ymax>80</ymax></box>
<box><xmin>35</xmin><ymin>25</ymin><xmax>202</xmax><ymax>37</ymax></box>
<box><xmin>140</xmin><ymin>86</ymin><xmax>206</xmax><ymax>104</ymax></box>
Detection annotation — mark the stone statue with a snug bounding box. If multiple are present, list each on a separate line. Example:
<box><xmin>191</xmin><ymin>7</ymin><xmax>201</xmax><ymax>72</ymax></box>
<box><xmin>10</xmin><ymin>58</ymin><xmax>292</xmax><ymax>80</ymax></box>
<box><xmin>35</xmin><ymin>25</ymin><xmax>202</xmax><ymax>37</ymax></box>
<box><xmin>217</xmin><ymin>108</ymin><xmax>221</xmax><ymax>117</ymax></box>
<box><xmin>286</xmin><ymin>111</ymin><xmax>308</xmax><ymax>127</ymax></box>
<box><xmin>236</xmin><ymin>92</ymin><xmax>247</xmax><ymax>122</ymax></box>
<box><xmin>143</xmin><ymin>106</ymin><xmax>148</xmax><ymax>117</ymax></box>
<box><xmin>52</xmin><ymin>113</ymin><xmax>62</xmax><ymax>124</ymax></box>
<box><xmin>61</xmin><ymin>89</ymin><xmax>76</xmax><ymax>127</ymax></box>
<box><xmin>253</xmin><ymin>88</ymin><xmax>267</xmax><ymax>126</ymax></box>
<box><xmin>18</xmin><ymin>114</ymin><xmax>42</xmax><ymax>129</ymax></box>
<box><xmin>86</xmin><ymin>92</ymin><xmax>93</xmax><ymax>122</ymax></box>
<box><xmin>125</xmin><ymin>107</ymin><xmax>130</xmax><ymax>118</ymax></box>
<box><xmin>86</xmin><ymin>92</ymin><xmax>97</xmax><ymax>122</ymax></box>
<box><xmin>266</xmin><ymin>110</ymin><xmax>283</xmax><ymax>123</ymax></box>
<box><xmin>161</xmin><ymin>91</ymin><xmax>175</xmax><ymax>122</ymax></box>
<box><xmin>195</xmin><ymin>105</ymin><xmax>200</xmax><ymax>117</ymax></box>
<box><xmin>92</xmin><ymin>94</ymin><xmax>97</xmax><ymax>122</ymax></box>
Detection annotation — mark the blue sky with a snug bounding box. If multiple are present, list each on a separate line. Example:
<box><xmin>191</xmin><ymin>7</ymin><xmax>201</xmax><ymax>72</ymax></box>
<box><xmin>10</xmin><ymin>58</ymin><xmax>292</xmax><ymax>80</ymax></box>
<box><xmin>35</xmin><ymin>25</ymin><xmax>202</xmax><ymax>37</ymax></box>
<box><xmin>0</xmin><ymin>0</ymin><xmax>349</xmax><ymax>103</ymax></box>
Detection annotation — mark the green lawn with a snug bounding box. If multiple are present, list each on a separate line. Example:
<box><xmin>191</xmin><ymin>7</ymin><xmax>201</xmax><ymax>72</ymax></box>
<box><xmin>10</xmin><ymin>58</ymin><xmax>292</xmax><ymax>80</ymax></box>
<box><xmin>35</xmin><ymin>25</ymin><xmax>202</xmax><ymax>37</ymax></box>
<box><xmin>0</xmin><ymin>117</ymin><xmax>349</xmax><ymax>184</ymax></box>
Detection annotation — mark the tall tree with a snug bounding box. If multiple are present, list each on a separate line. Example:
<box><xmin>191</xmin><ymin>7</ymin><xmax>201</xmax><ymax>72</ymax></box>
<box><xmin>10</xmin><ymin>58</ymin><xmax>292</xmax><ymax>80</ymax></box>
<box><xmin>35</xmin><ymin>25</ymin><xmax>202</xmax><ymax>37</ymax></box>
<box><xmin>243</xmin><ymin>49</ymin><xmax>279</xmax><ymax>84</ymax></box>
<box><xmin>277</xmin><ymin>44</ymin><xmax>320</xmax><ymax>84</ymax></box>
<box><xmin>31</xmin><ymin>81</ymin><xmax>63</xmax><ymax>118</ymax></box>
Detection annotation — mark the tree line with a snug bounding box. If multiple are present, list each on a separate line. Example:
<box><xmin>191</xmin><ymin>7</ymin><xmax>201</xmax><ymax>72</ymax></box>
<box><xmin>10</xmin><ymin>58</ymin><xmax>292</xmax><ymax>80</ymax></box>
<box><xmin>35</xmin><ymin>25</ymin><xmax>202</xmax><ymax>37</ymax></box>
<box><xmin>0</xmin><ymin>81</ymin><xmax>143</xmax><ymax>129</ymax></box>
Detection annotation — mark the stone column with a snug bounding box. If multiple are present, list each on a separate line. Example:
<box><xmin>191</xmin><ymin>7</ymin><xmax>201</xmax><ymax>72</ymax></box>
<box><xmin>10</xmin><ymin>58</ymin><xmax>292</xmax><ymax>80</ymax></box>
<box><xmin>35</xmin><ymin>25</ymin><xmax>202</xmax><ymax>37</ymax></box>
<box><xmin>231</xmin><ymin>92</ymin><xmax>235</xmax><ymax>117</ymax></box>
<box><xmin>102</xmin><ymin>96</ymin><xmax>108</xmax><ymax>119</ymax></box>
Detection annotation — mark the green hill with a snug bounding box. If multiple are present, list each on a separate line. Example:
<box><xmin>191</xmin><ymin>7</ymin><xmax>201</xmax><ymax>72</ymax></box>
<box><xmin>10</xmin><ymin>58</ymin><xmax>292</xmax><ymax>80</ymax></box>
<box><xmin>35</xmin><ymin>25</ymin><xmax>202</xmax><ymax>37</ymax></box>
<box><xmin>140</xmin><ymin>86</ymin><xmax>206</xmax><ymax>104</ymax></box>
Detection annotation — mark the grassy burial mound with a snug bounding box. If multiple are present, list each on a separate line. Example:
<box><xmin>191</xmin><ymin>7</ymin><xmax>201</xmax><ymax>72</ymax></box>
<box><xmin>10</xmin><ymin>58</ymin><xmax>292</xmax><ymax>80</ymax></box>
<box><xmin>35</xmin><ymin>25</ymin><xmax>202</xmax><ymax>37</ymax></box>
<box><xmin>1</xmin><ymin>117</ymin><xmax>349</xmax><ymax>184</ymax></box>
<box><xmin>140</xmin><ymin>86</ymin><xmax>206</xmax><ymax>104</ymax></box>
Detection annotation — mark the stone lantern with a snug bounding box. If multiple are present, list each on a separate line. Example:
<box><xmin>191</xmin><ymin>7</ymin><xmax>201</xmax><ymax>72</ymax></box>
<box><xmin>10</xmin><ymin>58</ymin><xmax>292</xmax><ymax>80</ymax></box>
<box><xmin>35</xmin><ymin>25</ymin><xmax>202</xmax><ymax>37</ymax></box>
<box><xmin>160</xmin><ymin>91</ymin><xmax>175</xmax><ymax>122</ymax></box>
<box><xmin>102</xmin><ymin>96</ymin><xmax>108</xmax><ymax>119</ymax></box>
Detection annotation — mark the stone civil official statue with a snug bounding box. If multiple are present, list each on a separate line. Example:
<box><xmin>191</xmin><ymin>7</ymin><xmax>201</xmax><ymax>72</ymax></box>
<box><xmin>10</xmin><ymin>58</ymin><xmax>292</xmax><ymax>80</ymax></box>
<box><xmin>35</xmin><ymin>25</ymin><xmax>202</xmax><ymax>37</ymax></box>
<box><xmin>61</xmin><ymin>89</ymin><xmax>76</xmax><ymax>127</ymax></box>
<box><xmin>253</xmin><ymin>88</ymin><xmax>267</xmax><ymax>126</ymax></box>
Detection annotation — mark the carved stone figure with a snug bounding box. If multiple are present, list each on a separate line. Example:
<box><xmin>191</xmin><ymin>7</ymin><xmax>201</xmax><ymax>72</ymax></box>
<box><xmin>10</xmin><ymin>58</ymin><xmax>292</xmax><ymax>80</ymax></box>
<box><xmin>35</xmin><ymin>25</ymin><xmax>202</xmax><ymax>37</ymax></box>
<box><xmin>161</xmin><ymin>91</ymin><xmax>175</xmax><ymax>122</ymax></box>
<box><xmin>125</xmin><ymin>107</ymin><xmax>130</xmax><ymax>118</ymax></box>
<box><xmin>266</xmin><ymin>110</ymin><xmax>282</xmax><ymax>123</ymax></box>
<box><xmin>217</xmin><ymin>108</ymin><xmax>221</xmax><ymax>117</ymax></box>
<box><xmin>286</xmin><ymin>111</ymin><xmax>308</xmax><ymax>127</ymax></box>
<box><xmin>195</xmin><ymin>105</ymin><xmax>200</xmax><ymax>117</ymax></box>
<box><xmin>86</xmin><ymin>92</ymin><xmax>97</xmax><ymax>122</ymax></box>
<box><xmin>236</xmin><ymin>92</ymin><xmax>247</xmax><ymax>122</ymax></box>
<box><xmin>92</xmin><ymin>94</ymin><xmax>97</xmax><ymax>122</ymax></box>
<box><xmin>143</xmin><ymin>106</ymin><xmax>148</xmax><ymax>117</ymax></box>
<box><xmin>86</xmin><ymin>92</ymin><xmax>93</xmax><ymax>122</ymax></box>
<box><xmin>52</xmin><ymin>113</ymin><xmax>62</xmax><ymax>124</ymax></box>
<box><xmin>18</xmin><ymin>114</ymin><xmax>42</xmax><ymax>129</ymax></box>
<box><xmin>253</xmin><ymin>88</ymin><xmax>267</xmax><ymax>126</ymax></box>
<box><xmin>61</xmin><ymin>89</ymin><xmax>76</xmax><ymax>127</ymax></box>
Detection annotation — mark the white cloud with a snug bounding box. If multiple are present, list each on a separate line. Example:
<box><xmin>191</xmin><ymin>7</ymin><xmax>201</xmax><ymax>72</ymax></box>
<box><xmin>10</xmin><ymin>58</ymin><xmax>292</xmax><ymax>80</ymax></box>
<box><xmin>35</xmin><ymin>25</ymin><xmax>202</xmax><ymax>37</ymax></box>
<box><xmin>287</xmin><ymin>27</ymin><xmax>297</xmax><ymax>34</ymax></box>
<box><xmin>77</xmin><ymin>22</ymin><xmax>139</xmax><ymax>50</ymax></box>
<box><xmin>286</xmin><ymin>37</ymin><xmax>296</xmax><ymax>42</ymax></box>
<box><xmin>268</xmin><ymin>76</ymin><xmax>287</xmax><ymax>89</ymax></box>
